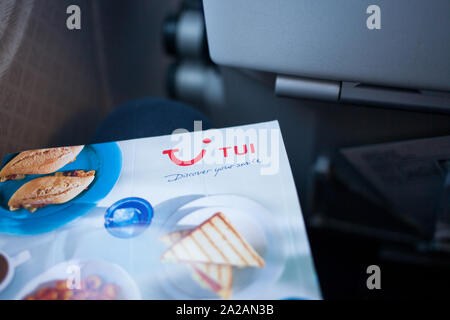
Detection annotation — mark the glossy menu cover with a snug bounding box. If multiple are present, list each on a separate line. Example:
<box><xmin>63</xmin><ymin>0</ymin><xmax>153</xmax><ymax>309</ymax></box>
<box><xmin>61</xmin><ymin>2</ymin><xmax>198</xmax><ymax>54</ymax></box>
<box><xmin>0</xmin><ymin>121</ymin><xmax>321</xmax><ymax>300</ymax></box>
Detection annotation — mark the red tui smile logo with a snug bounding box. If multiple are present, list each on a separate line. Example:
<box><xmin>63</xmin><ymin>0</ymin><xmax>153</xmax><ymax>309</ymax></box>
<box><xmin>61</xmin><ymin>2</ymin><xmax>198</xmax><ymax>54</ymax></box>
<box><xmin>162</xmin><ymin>138</ymin><xmax>255</xmax><ymax>167</ymax></box>
<box><xmin>162</xmin><ymin>138</ymin><xmax>212</xmax><ymax>167</ymax></box>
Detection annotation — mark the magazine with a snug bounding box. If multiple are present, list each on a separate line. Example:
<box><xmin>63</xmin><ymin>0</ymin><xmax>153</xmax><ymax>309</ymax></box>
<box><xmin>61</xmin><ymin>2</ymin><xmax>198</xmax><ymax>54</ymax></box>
<box><xmin>0</xmin><ymin>121</ymin><xmax>321</xmax><ymax>300</ymax></box>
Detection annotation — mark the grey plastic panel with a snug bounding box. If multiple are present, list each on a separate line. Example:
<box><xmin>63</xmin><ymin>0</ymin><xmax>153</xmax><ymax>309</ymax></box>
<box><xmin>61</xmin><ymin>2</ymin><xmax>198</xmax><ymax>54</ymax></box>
<box><xmin>275</xmin><ymin>75</ymin><xmax>340</xmax><ymax>102</ymax></box>
<box><xmin>340</xmin><ymin>83</ymin><xmax>450</xmax><ymax>113</ymax></box>
<box><xmin>203</xmin><ymin>0</ymin><xmax>450</xmax><ymax>91</ymax></box>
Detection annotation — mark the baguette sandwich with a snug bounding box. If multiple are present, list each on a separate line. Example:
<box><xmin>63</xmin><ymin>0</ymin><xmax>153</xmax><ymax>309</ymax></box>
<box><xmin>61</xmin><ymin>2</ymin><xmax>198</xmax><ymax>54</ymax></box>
<box><xmin>8</xmin><ymin>170</ymin><xmax>95</xmax><ymax>212</ymax></box>
<box><xmin>0</xmin><ymin>146</ymin><xmax>84</xmax><ymax>182</ymax></box>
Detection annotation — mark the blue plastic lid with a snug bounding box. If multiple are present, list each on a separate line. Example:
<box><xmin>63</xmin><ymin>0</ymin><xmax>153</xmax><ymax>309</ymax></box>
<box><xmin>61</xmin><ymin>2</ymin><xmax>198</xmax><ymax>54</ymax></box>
<box><xmin>104</xmin><ymin>197</ymin><xmax>153</xmax><ymax>239</ymax></box>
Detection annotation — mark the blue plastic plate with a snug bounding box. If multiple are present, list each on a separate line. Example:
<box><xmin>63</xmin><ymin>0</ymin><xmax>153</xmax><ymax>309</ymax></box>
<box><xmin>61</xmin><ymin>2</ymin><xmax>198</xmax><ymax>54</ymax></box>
<box><xmin>0</xmin><ymin>142</ymin><xmax>122</xmax><ymax>235</ymax></box>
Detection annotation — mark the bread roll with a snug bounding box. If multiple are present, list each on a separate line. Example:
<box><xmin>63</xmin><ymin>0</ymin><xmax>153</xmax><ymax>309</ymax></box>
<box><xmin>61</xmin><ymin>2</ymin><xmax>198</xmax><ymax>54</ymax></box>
<box><xmin>0</xmin><ymin>146</ymin><xmax>84</xmax><ymax>182</ymax></box>
<box><xmin>8</xmin><ymin>170</ymin><xmax>95</xmax><ymax>212</ymax></box>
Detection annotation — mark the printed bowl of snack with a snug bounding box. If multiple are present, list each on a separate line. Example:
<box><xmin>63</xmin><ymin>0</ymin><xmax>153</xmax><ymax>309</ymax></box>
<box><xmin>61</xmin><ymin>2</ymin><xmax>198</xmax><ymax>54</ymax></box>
<box><xmin>22</xmin><ymin>275</ymin><xmax>120</xmax><ymax>300</ymax></box>
<box><xmin>15</xmin><ymin>259</ymin><xmax>141</xmax><ymax>300</ymax></box>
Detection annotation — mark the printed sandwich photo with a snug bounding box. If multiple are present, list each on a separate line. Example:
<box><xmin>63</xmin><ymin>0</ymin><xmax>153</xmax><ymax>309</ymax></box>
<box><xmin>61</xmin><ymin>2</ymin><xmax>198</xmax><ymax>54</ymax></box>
<box><xmin>8</xmin><ymin>170</ymin><xmax>95</xmax><ymax>213</ymax></box>
<box><xmin>160</xmin><ymin>212</ymin><xmax>265</xmax><ymax>299</ymax></box>
<box><xmin>0</xmin><ymin>146</ymin><xmax>84</xmax><ymax>182</ymax></box>
<box><xmin>161</xmin><ymin>229</ymin><xmax>233</xmax><ymax>299</ymax></box>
